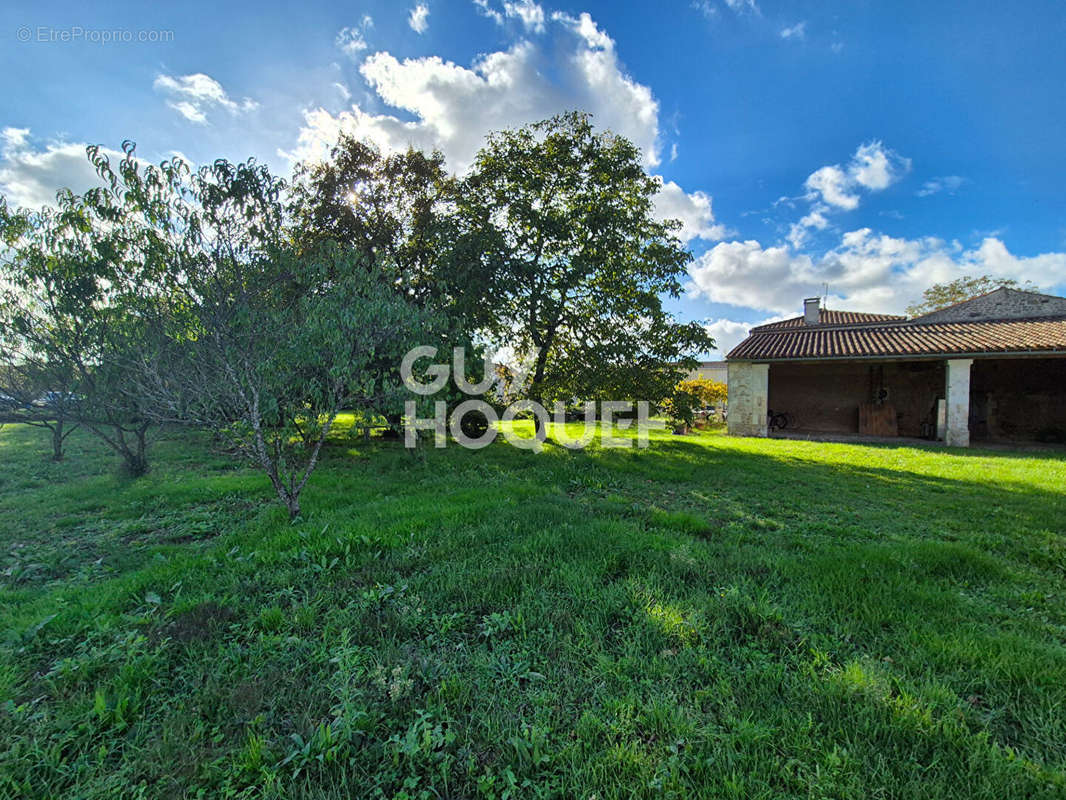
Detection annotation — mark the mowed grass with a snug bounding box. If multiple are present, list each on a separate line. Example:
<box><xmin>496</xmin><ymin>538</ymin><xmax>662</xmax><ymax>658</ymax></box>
<box><xmin>1</xmin><ymin>418</ymin><xmax>1065</xmax><ymax>799</ymax></box>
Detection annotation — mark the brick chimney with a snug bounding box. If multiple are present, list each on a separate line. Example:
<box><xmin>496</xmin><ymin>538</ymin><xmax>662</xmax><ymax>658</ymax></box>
<box><xmin>803</xmin><ymin>297</ymin><xmax>821</xmax><ymax>325</ymax></box>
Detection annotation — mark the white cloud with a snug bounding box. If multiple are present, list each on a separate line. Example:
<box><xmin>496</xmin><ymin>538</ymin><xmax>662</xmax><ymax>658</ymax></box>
<box><xmin>473</xmin><ymin>0</ymin><xmax>504</xmax><ymax>24</ymax></box>
<box><xmin>409</xmin><ymin>3</ymin><xmax>430</xmax><ymax>34</ymax></box>
<box><xmin>336</xmin><ymin>17</ymin><xmax>373</xmax><ymax>58</ymax></box>
<box><xmin>2</xmin><ymin>127</ymin><xmax>29</xmax><ymax>152</ymax></box>
<box><xmin>917</xmin><ymin>175</ymin><xmax>966</xmax><ymax>197</ymax></box>
<box><xmin>705</xmin><ymin>318</ymin><xmax>759</xmax><ymax>356</ymax></box>
<box><xmin>787</xmin><ymin>206</ymin><xmax>828</xmax><ymax>249</ymax></box>
<box><xmin>336</xmin><ymin>28</ymin><xmax>367</xmax><ymax>56</ymax></box>
<box><xmin>850</xmin><ymin>141</ymin><xmax>909</xmax><ymax>191</ymax></box>
<box><xmin>503</xmin><ymin>0</ymin><xmax>545</xmax><ymax>32</ymax></box>
<box><xmin>153</xmin><ymin>73</ymin><xmax>257</xmax><ymax>125</ymax></box>
<box><xmin>332</xmin><ymin>82</ymin><xmax>352</xmax><ymax>101</ymax></box>
<box><xmin>780</xmin><ymin>21</ymin><xmax>806</xmax><ymax>40</ymax></box>
<box><xmin>287</xmin><ymin>12</ymin><xmax>661</xmax><ymax>172</ymax></box>
<box><xmin>688</xmin><ymin>228</ymin><xmax>1066</xmax><ymax>317</ymax></box>
<box><xmin>0</xmin><ymin>129</ymin><xmax>117</xmax><ymax>209</ymax></box>
<box><xmin>724</xmin><ymin>0</ymin><xmax>759</xmax><ymax>13</ymax></box>
<box><xmin>284</xmin><ymin>12</ymin><xmax>721</xmax><ymax>247</ymax></box>
<box><xmin>166</xmin><ymin>101</ymin><xmax>208</xmax><ymax>125</ymax></box>
<box><xmin>689</xmin><ymin>240</ymin><xmax>816</xmax><ymax>314</ymax></box>
<box><xmin>804</xmin><ymin>141</ymin><xmax>909</xmax><ymax>210</ymax></box>
<box><xmin>654</xmin><ymin>180</ymin><xmax>727</xmax><ymax>243</ymax></box>
<box><xmin>692</xmin><ymin>1</ymin><xmax>717</xmax><ymax>19</ymax></box>
<box><xmin>789</xmin><ymin>141</ymin><xmax>911</xmax><ymax>245</ymax></box>
<box><xmin>805</xmin><ymin>164</ymin><xmax>858</xmax><ymax>211</ymax></box>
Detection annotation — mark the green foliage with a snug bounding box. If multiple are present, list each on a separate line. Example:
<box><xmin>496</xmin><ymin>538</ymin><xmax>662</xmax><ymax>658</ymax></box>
<box><xmin>0</xmin><ymin>168</ymin><xmax>159</xmax><ymax>475</ymax></box>
<box><xmin>2</xmin><ymin>141</ymin><xmax>434</xmax><ymax>514</ymax></box>
<box><xmin>660</xmin><ymin>377</ymin><xmax>728</xmax><ymax>428</ymax></box>
<box><xmin>906</xmin><ymin>274</ymin><xmax>1039</xmax><ymax>316</ymax></box>
<box><xmin>0</xmin><ymin>359</ymin><xmax>80</xmax><ymax>461</ymax></box>
<box><xmin>98</xmin><ymin>149</ymin><xmax>437</xmax><ymax>518</ymax></box>
<box><xmin>288</xmin><ymin>137</ymin><xmax>468</xmax><ymax>318</ymax></box>
<box><xmin>459</xmin><ymin>111</ymin><xmax>713</xmax><ymax>410</ymax></box>
<box><xmin>1</xmin><ymin>422</ymin><xmax>1065</xmax><ymax>798</ymax></box>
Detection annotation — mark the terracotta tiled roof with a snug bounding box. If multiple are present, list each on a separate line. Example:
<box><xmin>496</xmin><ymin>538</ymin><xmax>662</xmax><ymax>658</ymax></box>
<box><xmin>751</xmin><ymin>311</ymin><xmax>907</xmax><ymax>331</ymax></box>
<box><xmin>727</xmin><ymin>317</ymin><xmax>1066</xmax><ymax>361</ymax></box>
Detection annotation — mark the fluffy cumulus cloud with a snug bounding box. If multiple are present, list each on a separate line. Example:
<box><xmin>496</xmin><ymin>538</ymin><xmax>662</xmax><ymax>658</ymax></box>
<box><xmin>503</xmin><ymin>0</ymin><xmax>546</xmax><ymax>32</ymax></box>
<box><xmin>153</xmin><ymin>73</ymin><xmax>257</xmax><ymax>125</ymax></box>
<box><xmin>408</xmin><ymin>4</ymin><xmax>430</xmax><ymax>34</ymax></box>
<box><xmin>804</xmin><ymin>141</ymin><xmax>910</xmax><ymax>210</ymax></box>
<box><xmin>849</xmin><ymin>141</ymin><xmax>909</xmax><ymax>191</ymax></box>
<box><xmin>287</xmin><ymin>13</ymin><xmax>661</xmax><ymax>172</ymax></box>
<box><xmin>786</xmin><ymin>141</ymin><xmax>910</xmax><ymax>247</ymax></box>
<box><xmin>653</xmin><ymin>180</ymin><xmax>727</xmax><ymax>243</ymax></box>
<box><xmin>0</xmin><ymin>128</ymin><xmax>117</xmax><ymax>209</ymax></box>
<box><xmin>688</xmin><ymin>228</ymin><xmax>1066</xmax><ymax>317</ymax></box>
<box><xmin>804</xmin><ymin>164</ymin><xmax>858</xmax><ymax>211</ymax></box>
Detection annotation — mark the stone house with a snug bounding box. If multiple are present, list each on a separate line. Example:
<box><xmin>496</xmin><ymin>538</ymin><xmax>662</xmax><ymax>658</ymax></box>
<box><xmin>725</xmin><ymin>288</ymin><xmax>1066</xmax><ymax>446</ymax></box>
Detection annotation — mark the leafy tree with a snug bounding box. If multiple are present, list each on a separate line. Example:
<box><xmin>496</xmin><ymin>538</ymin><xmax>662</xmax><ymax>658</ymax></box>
<box><xmin>0</xmin><ymin>184</ymin><xmax>159</xmax><ymax>475</ymax></box>
<box><xmin>289</xmin><ymin>136</ymin><xmax>485</xmax><ymax>326</ymax></box>
<box><xmin>0</xmin><ymin>355</ymin><xmax>79</xmax><ymax>461</ymax></box>
<box><xmin>140</xmin><ymin>245</ymin><xmax>431</xmax><ymax>520</ymax></box>
<box><xmin>289</xmin><ymin>136</ymin><xmax>495</xmax><ymax>431</ymax></box>
<box><xmin>907</xmin><ymin>275</ymin><xmax>1038</xmax><ymax>316</ymax></box>
<box><xmin>459</xmin><ymin>112</ymin><xmax>713</xmax><ymax>432</ymax></box>
<box><xmin>87</xmin><ymin>148</ymin><xmax>435</xmax><ymax>519</ymax></box>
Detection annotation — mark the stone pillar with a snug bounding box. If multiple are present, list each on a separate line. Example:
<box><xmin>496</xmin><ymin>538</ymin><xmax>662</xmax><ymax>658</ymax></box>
<box><xmin>727</xmin><ymin>362</ymin><xmax>769</xmax><ymax>437</ymax></box>
<box><xmin>944</xmin><ymin>358</ymin><xmax>973</xmax><ymax>447</ymax></box>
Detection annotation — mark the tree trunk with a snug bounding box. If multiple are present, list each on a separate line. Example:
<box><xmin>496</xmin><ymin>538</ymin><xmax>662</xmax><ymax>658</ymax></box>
<box><xmin>529</xmin><ymin>348</ymin><xmax>550</xmax><ymax>442</ymax></box>
<box><xmin>533</xmin><ymin>410</ymin><xmax>547</xmax><ymax>440</ymax></box>
<box><xmin>286</xmin><ymin>494</ymin><xmax>301</xmax><ymax>521</ymax></box>
<box><xmin>51</xmin><ymin>420</ymin><xmax>65</xmax><ymax>461</ymax></box>
<box><xmin>121</xmin><ymin>426</ymin><xmax>150</xmax><ymax>477</ymax></box>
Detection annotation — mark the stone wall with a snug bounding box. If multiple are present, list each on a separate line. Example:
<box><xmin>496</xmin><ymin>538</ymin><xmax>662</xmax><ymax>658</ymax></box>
<box><xmin>726</xmin><ymin>362</ymin><xmax>768</xmax><ymax>437</ymax></box>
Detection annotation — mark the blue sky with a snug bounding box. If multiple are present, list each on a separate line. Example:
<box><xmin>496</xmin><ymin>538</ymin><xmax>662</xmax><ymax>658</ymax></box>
<box><xmin>3</xmin><ymin>0</ymin><xmax>1066</xmax><ymax>354</ymax></box>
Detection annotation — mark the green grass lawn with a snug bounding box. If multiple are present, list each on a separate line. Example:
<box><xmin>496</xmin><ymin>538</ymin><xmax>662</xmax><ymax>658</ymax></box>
<box><xmin>2</xmin><ymin>419</ymin><xmax>1065</xmax><ymax>799</ymax></box>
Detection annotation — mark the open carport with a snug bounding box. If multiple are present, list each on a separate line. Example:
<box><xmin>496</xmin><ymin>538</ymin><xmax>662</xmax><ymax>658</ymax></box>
<box><xmin>726</xmin><ymin>289</ymin><xmax>1066</xmax><ymax>447</ymax></box>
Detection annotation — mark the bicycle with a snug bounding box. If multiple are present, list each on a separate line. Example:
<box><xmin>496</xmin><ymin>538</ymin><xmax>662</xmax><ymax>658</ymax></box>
<box><xmin>767</xmin><ymin>409</ymin><xmax>795</xmax><ymax>431</ymax></box>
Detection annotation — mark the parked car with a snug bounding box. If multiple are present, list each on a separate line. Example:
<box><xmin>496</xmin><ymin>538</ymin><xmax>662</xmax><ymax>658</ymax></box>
<box><xmin>0</xmin><ymin>394</ymin><xmax>22</xmax><ymax>413</ymax></box>
<box><xmin>33</xmin><ymin>391</ymin><xmax>81</xmax><ymax>410</ymax></box>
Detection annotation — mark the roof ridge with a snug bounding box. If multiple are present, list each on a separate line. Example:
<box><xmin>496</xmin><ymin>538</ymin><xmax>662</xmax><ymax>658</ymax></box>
<box><xmin>908</xmin><ymin>285</ymin><xmax>1066</xmax><ymax>321</ymax></box>
<box><xmin>750</xmin><ymin>309</ymin><xmax>907</xmax><ymax>333</ymax></box>
<box><xmin>904</xmin><ymin>312</ymin><xmax>1066</xmax><ymax>327</ymax></box>
<box><xmin>727</xmin><ymin>313</ymin><xmax>1066</xmax><ymax>360</ymax></box>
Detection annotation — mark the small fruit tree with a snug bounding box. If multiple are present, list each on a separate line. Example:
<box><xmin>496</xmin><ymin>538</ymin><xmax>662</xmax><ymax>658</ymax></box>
<box><xmin>661</xmin><ymin>377</ymin><xmax>728</xmax><ymax>431</ymax></box>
